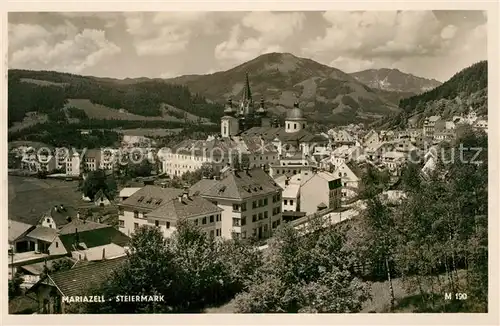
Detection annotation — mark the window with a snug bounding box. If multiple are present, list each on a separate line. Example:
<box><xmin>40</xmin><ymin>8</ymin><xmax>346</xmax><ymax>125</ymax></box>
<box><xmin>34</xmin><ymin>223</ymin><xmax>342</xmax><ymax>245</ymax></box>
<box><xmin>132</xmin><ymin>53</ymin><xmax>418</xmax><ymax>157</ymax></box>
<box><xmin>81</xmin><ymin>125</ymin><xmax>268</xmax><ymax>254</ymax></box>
<box><xmin>134</xmin><ymin>223</ymin><xmax>139</xmax><ymax>229</ymax></box>
<box><xmin>210</xmin><ymin>230</ymin><xmax>215</xmax><ymax>238</ymax></box>
<box><xmin>233</xmin><ymin>218</ymin><xmax>240</xmax><ymax>226</ymax></box>
<box><xmin>241</xmin><ymin>203</ymin><xmax>247</xmax><ymax>211</ymax></box>
<box><xmin>303</xmin><ymin>124</ymin><xmax>305</xmax><ymax>129</ymax></box>
<box><xmin>134</xmin><ymin>211</ymin><xmax>139</xmax><ymax>218</ymax></box>
<box><xmin>46</xmin><ymin>218</ymin><xmax>50</xmax><ymax>223</ymax></box>
<box><xmin>264</xmin><ymin>211</ymin><xmax>268</xmax><ymax>219</ymax></box>
<box><xmin>202</xmin><ymin>217</ymin><xmax>207</xmax><ymax>224</ymax></box>
<box><xmin>252</xmin><ymin>214</ymin><xmax>257</xmax><ymax>222</ymax></box>
<box><xmin>252</xmin><ymin>201</ymin><xmax>257</xmax><ymax>209</ymax></box>
<box><xmin>290</xmin><ymin>200</ymin><xmax>294</xmax><ymax>206</ymax></box>
<box><xmin>263</xmin><ymin>198</ymin><xmax>268</xmax><ymax>206</ymax></box>
<box><xmin>119</xmin><ymin>220</ymin><xmax>125</xmax><ymax>227</ymax></box>
<box><xmin>232</xmin><ymin>204</ymin><xmax>240</xmax><ymax>212</ymax></box>
<box><xmin>294</xmin><ymin>123</ymin><xmax>297</xmax><ymax>129</ymax></box>
<box><xmin>259</xmin><ymin>199</ymin><xmax>263</xmax><ymax>207</ymax></box>
<box><xmin>210</xmin><ymin>215</ymin><xmax>214</xmax><ymax>223</ymax></box>
<box><xmin>55</xmin><ymin>242</ymin><xmax>58</xmax><ymax>248</ymax></box>
<box><xmin>194</xmin><ymin>219</ymin><xmax>199</xmax><ymax>226</ymax></box>
<box><xmin>241</xmin><ymin>216</ymin><xmax>247</xmax><ymax>226</ymax></box>
<box><xmin>155</xmin><ymin>220</ymin><xmax>159</xmax><ymax>227</ymax></box>
<box><xmin>242</xmin><ymin>231</ymin><xmax>247</xmax><ymax>239</ymax></box>
<box><xmin>166</xmin><ymin>221</ymin><xmax>171</xmax><ymax>229</ymax></box>
<box><xmin>258</xmin><ymin>213</ymin><xmax>263</xmax><ymax>220</ymax></box>
<box><xmin>284</xmin><ymin>199</ymin><xmax>288</xmax><ymax>205</ymax></box>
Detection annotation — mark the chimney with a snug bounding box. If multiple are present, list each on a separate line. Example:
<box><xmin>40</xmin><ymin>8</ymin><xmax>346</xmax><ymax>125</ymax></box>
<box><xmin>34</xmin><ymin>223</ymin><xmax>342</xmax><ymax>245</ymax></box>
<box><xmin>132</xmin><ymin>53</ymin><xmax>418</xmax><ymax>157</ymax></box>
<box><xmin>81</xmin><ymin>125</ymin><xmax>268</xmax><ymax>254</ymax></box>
<box><xmin>182</xmin><ymin>187</ymin><xmax>189</xmax><ymax>199</ymax></box>
<box><xmin>54</xmin><ymin>205</ymin><xmax>58</xmax><ymax>212</ymax></box>
<box><xmin>285</xmin><ymin>177</ymin><xmax>290</xmax><ymax>186</ymax></box>
<box><xmin>178</xmin><ymin>195</ymin><xmax>183</xmax><ymax>203</ymax></box>
<box><xmin>60</xmin><ymin>204</ymin><xmax>65</xmax><ymax>211</ymax></box>
<box><xmin>75</xmin><ymin>228</ymin><xmax>79</xmax><ymax>244</ymax></box>
<box><xmin>102</xmin><ymin>248</ymin><xmax>106</xmax><ymax>260</ymax></box>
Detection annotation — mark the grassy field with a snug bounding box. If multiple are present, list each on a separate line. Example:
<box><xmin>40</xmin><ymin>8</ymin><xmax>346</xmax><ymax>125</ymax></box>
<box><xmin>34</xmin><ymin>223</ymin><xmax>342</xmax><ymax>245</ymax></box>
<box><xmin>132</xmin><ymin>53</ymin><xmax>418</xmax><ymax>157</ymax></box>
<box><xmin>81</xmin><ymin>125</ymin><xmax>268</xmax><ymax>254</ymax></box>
<box><xmin>8</xmin><ymin>113</ymin><xmax>48</xmax><ymax>133</ymax></box>
<box><xmin>65</xmin><ymin>99</ymin><xmax>212</xmax><ymax>124</ymax></box>
<box><xmin>8</xmin><ymin>175</ymin><xmax>85</xmax><ymax>223</ymax></box>
<box><xmin>114</xmin><ymin>128</ymin><xmax>184</xmax><ymax>137</ymax></box>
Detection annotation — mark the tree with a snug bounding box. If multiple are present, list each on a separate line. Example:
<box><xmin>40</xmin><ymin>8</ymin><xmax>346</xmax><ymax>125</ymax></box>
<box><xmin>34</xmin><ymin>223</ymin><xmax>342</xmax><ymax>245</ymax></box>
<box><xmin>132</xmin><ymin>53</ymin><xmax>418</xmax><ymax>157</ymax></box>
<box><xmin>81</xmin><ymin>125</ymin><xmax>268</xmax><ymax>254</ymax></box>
<box><xmin>8</xmin><ymin>273</ymin><xmax>23</xmax><ymax>299</ymax></box>
<box><xmin>234</xmin><ymin>223</ymin><xmax>370</xmax><ymax>313</ymax></box>
<box><xmin>79</xmin><ymin>169</ymin><xmax>117</xmax><ymax>200</ymax></box>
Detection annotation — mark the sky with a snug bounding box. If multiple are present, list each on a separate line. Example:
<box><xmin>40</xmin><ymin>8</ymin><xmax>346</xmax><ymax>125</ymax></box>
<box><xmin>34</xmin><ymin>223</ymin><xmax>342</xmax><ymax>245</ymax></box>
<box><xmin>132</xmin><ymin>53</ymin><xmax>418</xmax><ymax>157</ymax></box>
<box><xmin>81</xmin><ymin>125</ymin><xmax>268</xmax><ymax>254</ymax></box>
<box><xmin>8</xmin><ymin>10</ymin><xmax>487</xmax><ymax>82</ymax></box>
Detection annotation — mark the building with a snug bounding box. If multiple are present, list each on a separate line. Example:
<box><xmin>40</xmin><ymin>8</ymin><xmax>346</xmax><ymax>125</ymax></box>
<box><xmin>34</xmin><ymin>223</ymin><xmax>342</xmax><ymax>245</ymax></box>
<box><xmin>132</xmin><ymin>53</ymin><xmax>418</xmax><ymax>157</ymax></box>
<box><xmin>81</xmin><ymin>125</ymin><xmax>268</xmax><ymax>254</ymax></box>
<box><xmin>118</xmin><ymin>185</ymin><xmax>183</xmax><ymax>237</ymax></box>
<box><xmin>299</xmin><ymin>171</ymin><xmax>342</xmax><ymax>215</ymax></box>
<box><xmin>332</xmin><ymin>162</ymin><xmax>363</xmax><ymax>200</ymax></box>
<box><xmin>362</xmin><ymin>130</ymin><xmax>380</xmax><ymax>147</ymax></box>
<box><xmin>65</xmin><ymin>151</ymin><xmax>81</xmax><ymax>177</ymax></box>
<box><xmin>422</xmin><ymin>115</ymin><xmax>442</xmax><ymax>138</ymax></box>
<box><xmin>381</xmin><ymin>151</ymin><xmax>407</xmax><ymax>175</ymax></box>
<box><xmin>82</xmin><ymin>149</ymin><xmax>102</xmax><ymax>172</ymax></box>
<box><xmin>118</xmin><ymin>187</ymin><xmax>141</xmax><ymax>202</ymax></box>
<box><xmin>190</xmin><ymin>167</ymin><xmax>283</xmax><ymax>240</ymax></box>
<box><xmin>93</xmin><ymin>189</ymin><xmax>111</xmax><ymax>207</ymax></box>
<box><xmin>27</xmin><ymin>256</ymin><xmax>127</xmax><ymax>314</ymax></box>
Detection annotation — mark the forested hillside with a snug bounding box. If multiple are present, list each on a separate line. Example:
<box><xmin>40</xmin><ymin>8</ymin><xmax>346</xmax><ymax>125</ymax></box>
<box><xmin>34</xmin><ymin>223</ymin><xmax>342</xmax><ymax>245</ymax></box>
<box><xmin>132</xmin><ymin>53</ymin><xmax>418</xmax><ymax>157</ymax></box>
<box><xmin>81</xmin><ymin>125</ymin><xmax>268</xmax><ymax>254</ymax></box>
<box><xmin>8</xmin><ymin>70</ymin><xmax>225</xmax><ymax>128</ymax></box>
<box><xmin>373</xmin><ymin>61</ymin><xmax>487</xmax><ymax>129</ymax></box>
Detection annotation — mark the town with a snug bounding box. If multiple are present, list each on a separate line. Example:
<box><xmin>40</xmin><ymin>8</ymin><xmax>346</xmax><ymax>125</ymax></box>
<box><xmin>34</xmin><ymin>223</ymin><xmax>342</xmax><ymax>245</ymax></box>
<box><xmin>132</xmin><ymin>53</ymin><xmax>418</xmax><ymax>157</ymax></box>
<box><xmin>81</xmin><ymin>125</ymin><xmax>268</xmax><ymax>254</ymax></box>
<box><xmin>8</xmin><ymin>73</ymin><xmax>488</xmax><ymax>314</ymax></box>
<box><xmin>7</xmin><ymin>10</ymin><xmax>489</xmax><ymax>316</ymax></box>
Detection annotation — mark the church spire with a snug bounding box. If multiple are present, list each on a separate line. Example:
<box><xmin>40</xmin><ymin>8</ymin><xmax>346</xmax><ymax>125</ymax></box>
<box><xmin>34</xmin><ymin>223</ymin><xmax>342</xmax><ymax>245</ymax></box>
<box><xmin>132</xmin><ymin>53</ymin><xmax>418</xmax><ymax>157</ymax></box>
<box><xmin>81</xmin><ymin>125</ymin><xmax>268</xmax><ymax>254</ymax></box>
<box><xmin>243</xmin><ymin>72</ymin><xmax>252</xmax><ymax>103</ymax></box>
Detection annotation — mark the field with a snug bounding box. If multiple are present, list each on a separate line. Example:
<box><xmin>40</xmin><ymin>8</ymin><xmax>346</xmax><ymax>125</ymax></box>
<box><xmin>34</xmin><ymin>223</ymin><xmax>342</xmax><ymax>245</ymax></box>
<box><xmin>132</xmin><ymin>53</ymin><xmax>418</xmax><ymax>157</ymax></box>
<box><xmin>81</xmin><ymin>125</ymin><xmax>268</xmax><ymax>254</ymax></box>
<box><xmin>8</xmin><ymin>175</ymin><xmax>85</xmax><ymax>224</ymax></box>
<box><xmin>8</xmin><ymin>113</ymin><xmax>48</xmax><ymax>133</ymax></box>
<box><xmin>65</xmin><ymin>99</ymin><xmax>213</xmax><ymax>124</ymax></box>
<box><xmin>115</xmin><ymin>128</ymin><xmax>184</xmax><ymax>137</ymax></box>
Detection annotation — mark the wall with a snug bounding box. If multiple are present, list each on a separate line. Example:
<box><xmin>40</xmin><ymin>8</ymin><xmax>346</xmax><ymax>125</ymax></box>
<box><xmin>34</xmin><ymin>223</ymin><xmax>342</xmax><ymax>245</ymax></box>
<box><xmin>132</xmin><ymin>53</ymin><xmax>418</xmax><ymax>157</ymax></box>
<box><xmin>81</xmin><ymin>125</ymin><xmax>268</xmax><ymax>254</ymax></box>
<box><xmin>300</xmin><ymin>176</ymin><xmax>329</xmax><ymax>215</ymax></box>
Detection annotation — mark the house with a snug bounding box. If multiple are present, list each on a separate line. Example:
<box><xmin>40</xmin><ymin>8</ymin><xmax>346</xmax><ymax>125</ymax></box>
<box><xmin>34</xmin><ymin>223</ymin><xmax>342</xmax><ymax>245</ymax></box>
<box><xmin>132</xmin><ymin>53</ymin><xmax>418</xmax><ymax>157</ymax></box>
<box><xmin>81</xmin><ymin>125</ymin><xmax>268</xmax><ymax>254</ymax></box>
<box><xmin>145</xmin><ymin>192</ymin><xmax>224</xmax><ymax>238</ymax></box>
<box><xmin>363</xmin><ymin>130</ymin><xmax>380</xmax><ymax>147</ymax></box>
<box><xmin>94</xmin><ymin>189</ymin><xmax>111</xmax><ymax>207</ymax></box>
<box><xmin>82</xmin><ymin>149</ymin><xmax>102</xmax><ymax>172</ymax></box>
<box><xmin>422</xmin><ymin>115</ymin><xmax>441</xmax><ymax>138</ymax></box>
<box><xmin>118</xmin><ymin>185</ymin><xmax>183</xmax><ymax>237</ymax></box>
<box><xmin>191</xmin><ymin>167</ymin><xmax>283</xmax><ymax>240</ymax></box>
<box><xmin>332</xmin><ymin>162</ymin><xmax>363</xmax><ymax>200</ymax></box>
<box><xmin>18</xmin><ymin>257</ymin><xmax>75</xmax><ymax>289</ymax></box>
<box><xmin>381</xmin><ymin>151</ymin><xmax>407</xmax><ymax>175</ymax></box>
<box><xmin>299</xmin><ymin>171</ymin><xmax>342</xmax><ymax>215</ymax></box>
<box><xmin>269</xmin><ymin>153</ymin><xmax>317</xmax><ymax>178</ymax></box>
<box><xmin>27</xmin><ymin>256</ymin><xmax>127</xmax><ymax>314</ymax></box>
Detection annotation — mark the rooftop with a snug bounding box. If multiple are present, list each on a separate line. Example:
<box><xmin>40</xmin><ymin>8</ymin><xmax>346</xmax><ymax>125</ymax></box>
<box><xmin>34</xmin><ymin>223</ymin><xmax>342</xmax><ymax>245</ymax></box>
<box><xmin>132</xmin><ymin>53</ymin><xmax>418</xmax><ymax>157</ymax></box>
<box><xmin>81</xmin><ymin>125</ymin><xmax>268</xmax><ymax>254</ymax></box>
<box><xmin>26</xmin><ymin>226</ymin><xmax>58</xmax><ymax>243</ymax></box>
<box><xmin>29</xmin><ymin>256</ymin><xmax>127</xmax><ymax>297</ymax></box>
<box><xmin>197</xmin><ymin>168</ymin><xmax>282</xmax><ymax>200</ymax></box>
<box><xmin>120</xmin><ymin>185</ymin><xmax>182</xmax><ymax>211</ymax></box>
<box><xmin>147</xmin><ymin>195</ymin><xmax>223</xmax><ymax>221</ymax></box>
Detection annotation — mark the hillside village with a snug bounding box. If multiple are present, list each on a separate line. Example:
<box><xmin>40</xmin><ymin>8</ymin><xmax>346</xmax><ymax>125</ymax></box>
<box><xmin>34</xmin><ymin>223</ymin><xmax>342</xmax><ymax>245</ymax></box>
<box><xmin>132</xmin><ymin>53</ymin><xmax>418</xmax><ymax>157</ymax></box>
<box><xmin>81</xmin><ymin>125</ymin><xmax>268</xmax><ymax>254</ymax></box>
<box><xmin>7</xmin><ymin>68</ymin><xmax>489</xmax><ymax>314</ymax></box>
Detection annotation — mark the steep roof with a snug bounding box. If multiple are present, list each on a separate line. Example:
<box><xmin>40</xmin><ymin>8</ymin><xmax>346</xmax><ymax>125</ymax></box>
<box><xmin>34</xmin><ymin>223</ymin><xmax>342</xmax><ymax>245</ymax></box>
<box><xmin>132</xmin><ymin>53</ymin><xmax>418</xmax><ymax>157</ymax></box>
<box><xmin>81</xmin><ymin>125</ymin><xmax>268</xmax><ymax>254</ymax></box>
<box><xmin>36</xmin><ymin>256</ymin><xmax>127</xmax><ymax>297</ymax></box>
<box><xmin>118</xmin><ymin>187</ymin><xmax>142</xmax><ymax>198</ymax></box>
<box><xmin>199</xmin><ymin>168</ymin><xmax>281</xmax><ymax>200</ymax></box>
<box><xmin>120</xmin><ymin>185</ymin><xmax>182</xmax><ymax>212</ymax></box>
<box><xmin>146</xmin><ymin>195</ymin><xmax>223</xmax><ymax>221</ymax></box>
<box><xmin>42</xmin><ymin>205</ymin><xmax>79</xmax><ymax>228</ymax></box>
<box><xmin>345</xmin><ymin>161</ymin><xmax>364</xmax><ymax>179</ymax></box>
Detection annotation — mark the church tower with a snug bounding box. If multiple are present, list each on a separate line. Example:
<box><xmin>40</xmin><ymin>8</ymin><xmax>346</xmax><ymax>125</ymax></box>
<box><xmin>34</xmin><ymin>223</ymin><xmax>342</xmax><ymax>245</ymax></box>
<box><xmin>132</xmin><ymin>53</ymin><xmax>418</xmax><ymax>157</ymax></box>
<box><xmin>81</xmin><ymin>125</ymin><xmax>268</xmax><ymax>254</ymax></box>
<box><xmin>256</xmin><ymin>97</ymin><xmax>270</xmax><ymax>127</ymax></box>
<box><xmin>239</xmin><ymin>72</ymin><xmax>253</xmax><ymax>116</ymax></box>
<box><xmin>285</xmin><ymin>102</ymin><xmax>307</xmax><ymax>133</ymax></box>
<box><xmin>221</xmin><ymin>97</ymin><xmax>239</xmax><ymax>138</ymax></box>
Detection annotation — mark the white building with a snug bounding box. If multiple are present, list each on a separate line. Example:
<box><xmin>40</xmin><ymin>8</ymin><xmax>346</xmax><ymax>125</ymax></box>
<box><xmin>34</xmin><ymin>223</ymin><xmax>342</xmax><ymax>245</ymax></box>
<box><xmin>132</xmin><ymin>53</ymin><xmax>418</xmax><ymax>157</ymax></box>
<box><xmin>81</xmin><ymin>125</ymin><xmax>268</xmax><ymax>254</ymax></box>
<box><xmin>191</xmin><ymin>167</ymin><xmax>283</xmax><ymax>240</ymax></box>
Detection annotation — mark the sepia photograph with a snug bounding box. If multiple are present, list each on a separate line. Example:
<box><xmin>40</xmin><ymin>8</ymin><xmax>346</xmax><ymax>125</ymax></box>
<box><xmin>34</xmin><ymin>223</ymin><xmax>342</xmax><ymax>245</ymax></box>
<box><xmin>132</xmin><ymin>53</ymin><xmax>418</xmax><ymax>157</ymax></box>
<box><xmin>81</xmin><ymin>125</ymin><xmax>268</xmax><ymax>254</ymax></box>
<box><xmin>4</xmin><ymin>6</ymin><xmax>494</xmax><ymax>320</ymax></box>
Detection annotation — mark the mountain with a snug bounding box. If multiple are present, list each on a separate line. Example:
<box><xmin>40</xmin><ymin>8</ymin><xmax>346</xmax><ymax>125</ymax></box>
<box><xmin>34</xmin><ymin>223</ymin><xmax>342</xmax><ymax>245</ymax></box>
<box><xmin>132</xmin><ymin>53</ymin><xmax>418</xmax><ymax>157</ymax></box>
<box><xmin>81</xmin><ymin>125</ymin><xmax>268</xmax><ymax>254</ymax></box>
<box><xmin>166</xmin><ymin>52</ymin><xmax>401</xmax><ymax>125</ymax></box>
<box><xmin>350</xmin><ymin>68</ymin><xmax>442</xmax><ymax>94</ymax></box>
<box><xmin>372</xmin><ymin>61</ymin><xmax>487</xmax><ymax>129</ymax></box>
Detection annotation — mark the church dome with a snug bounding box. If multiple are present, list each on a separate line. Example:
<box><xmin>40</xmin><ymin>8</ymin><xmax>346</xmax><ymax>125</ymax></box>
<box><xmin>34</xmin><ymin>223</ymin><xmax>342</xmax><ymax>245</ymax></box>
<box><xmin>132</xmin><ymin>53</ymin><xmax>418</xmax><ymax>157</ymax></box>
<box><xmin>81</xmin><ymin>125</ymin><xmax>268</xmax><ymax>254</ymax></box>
<box><xmin>286</xmin><ymin>102</ymin><xmax>305</xmax><ymax>121</ymax></box>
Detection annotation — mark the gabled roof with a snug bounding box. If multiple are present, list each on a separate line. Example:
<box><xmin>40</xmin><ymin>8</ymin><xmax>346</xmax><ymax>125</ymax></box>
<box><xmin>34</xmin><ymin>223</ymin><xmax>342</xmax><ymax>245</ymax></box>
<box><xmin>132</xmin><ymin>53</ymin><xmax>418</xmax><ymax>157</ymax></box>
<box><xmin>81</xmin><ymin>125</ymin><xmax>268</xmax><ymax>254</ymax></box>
<box><xmin>40</xmin><ymin>205</ymin><xmax>79</xmax><ymax>228</ymax></box>
<box><xmin>147</xmin><ymin>195</ymin><xmax>223</xmax><ymax>221</ymax></box>
<box><xmin>189</xmin><ymin>179</ymin><xmax>218</xmax><ymax>196</ymax></box>
<box><xmin>31</xmin><ymin>256</ymin><xmax>127</xmax><ymax>297</ymax></box>
<box><xmin>199</xmin><ymin>168</ymin><xmax>281</xmax><ymax>200</ymax></box>
<box><xmin>120</xmin><ymin>185</ymin><xmax>182</xmax><ymax>211</ymax></box>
